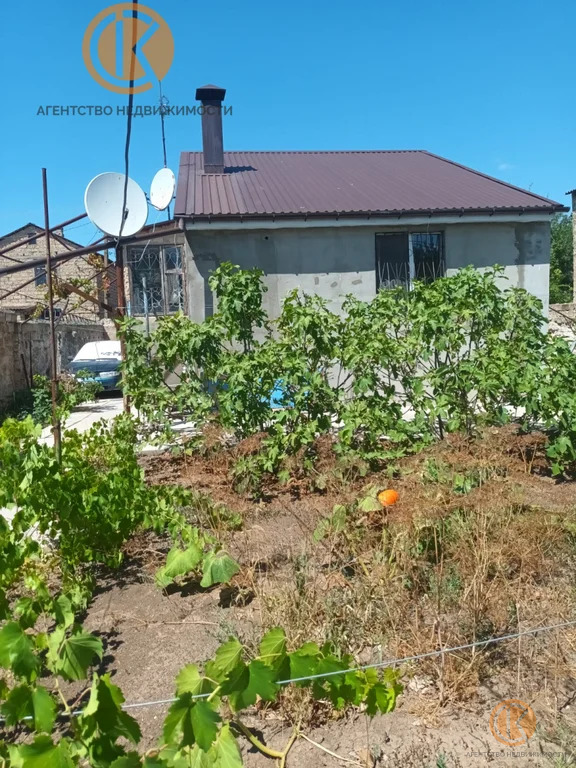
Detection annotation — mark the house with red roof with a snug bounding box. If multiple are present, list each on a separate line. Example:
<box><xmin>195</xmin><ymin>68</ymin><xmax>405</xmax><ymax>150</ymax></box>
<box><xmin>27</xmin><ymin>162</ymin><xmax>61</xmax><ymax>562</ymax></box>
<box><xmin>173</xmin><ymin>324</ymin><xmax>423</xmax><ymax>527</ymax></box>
<box><xmin>125</xmin><ymin>85</ymin><xmax>568</xmax><ymax>322</ymax></box>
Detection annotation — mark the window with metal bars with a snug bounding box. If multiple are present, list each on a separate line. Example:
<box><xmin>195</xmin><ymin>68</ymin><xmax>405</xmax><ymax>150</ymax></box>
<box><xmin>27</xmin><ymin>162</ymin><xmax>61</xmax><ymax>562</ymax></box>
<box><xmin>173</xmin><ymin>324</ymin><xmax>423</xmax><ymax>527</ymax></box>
<box><xmin>375</xmin><ymin>232</ymin><xmax>445</xmax><ymax>290</ymax></box>
<box><xmin>128</xmin><ymin>244</ymin><xmax>184</xmax><ymax>315</ymax></box>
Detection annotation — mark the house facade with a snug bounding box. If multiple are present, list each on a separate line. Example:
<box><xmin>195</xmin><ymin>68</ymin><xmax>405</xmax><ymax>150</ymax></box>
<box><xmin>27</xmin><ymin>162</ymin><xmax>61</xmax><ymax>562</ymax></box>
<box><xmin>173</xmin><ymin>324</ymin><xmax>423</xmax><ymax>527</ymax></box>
<box><xmin>124</xmin><ymin>85</ymin><xmax>567</xmax><ymax>324</ymax></box>
<box><xmin>0</xmin><ymin>223</ymin><xmax>110</xmax><ymax>320</ymax></box>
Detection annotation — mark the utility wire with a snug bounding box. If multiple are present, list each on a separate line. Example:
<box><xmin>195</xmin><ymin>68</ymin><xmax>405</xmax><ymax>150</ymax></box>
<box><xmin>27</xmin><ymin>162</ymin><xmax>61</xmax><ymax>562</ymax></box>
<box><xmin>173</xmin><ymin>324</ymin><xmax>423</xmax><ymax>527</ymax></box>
<box><xmin>158</xmin><ymin>80</ymin><xmax>172</xmax><ymax>221</ymax></box>
<box><xmin>159</xmin><ymin>80</ymin><xmax>168</xmax><ymax>169</ymax></box>
<box><xmin>115</xmin><ymin>1</ymin><xmax>139</xmax><ymax>247</ymax></box>
<box><xmin>110</xmin><ymin>618</ymin><xmax>576</xmax><ymax>710</ymax></box>
<box><xmin>3</xmin><ymin>617</ymin><xmax>574</xmax><ymax>725</ymax></box>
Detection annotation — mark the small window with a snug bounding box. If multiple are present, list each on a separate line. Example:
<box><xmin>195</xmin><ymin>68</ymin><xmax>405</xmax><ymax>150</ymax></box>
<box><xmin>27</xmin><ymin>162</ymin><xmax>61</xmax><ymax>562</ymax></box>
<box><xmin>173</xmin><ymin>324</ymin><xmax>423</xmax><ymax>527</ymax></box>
<box><xmin>411</xmin><ymin>233</ymin><xmax>444</xmax><ymax>283</ymax></box>
<box><xmin>376</xmin><ymin>232</ymin><xmax>445</xmax><ymax>290</ymax></box>
<box><xmin>27</xmin><ymin>231</ymin><xmax>37</xmax><ymax>244</ymax></box>
<box><xmin>34</xmin><ymin>265</ymin><xmax>46</xmax><ymax>286</ymax></box>
<box><xmin>41</xmin><ymin>307</ymin><xmax>62</xmax><ymax>320</ymax></box>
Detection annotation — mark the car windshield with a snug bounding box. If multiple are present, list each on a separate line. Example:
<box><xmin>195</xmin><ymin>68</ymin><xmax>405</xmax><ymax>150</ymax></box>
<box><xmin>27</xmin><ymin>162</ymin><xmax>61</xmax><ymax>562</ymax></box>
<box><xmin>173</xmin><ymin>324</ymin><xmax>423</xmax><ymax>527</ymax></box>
<box><xmin>69</xmin><ymin>359</ymin><xmax>120</xmax><ymax>374</ymax></box>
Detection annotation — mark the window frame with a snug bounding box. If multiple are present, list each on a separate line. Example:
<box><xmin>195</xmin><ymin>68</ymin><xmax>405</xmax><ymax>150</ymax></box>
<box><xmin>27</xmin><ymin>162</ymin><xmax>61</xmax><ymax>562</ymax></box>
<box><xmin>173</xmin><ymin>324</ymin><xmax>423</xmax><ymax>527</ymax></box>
<box><xmin>34</xmin><ymin>265</ymin><xmax>46</xmax><ymax>287</ymax></box>
<box><xmin>127</xmin><ymin>243</ymin><xmax>185</xmax><ymax>316</ymax></box>
<box><xmin>375</xmin><ymin>231</ymin><xmax>445</xmax><ymax>291</ymax></box>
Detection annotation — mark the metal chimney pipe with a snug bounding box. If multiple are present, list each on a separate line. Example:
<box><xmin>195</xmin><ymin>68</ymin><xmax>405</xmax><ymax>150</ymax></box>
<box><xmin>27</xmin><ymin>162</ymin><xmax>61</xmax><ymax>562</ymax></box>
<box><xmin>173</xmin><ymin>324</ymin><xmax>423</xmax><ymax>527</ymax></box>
<box><xmin>195</xmin><ymin>84</ymin><xmax>226</xmax><ymax>173</ymax></box>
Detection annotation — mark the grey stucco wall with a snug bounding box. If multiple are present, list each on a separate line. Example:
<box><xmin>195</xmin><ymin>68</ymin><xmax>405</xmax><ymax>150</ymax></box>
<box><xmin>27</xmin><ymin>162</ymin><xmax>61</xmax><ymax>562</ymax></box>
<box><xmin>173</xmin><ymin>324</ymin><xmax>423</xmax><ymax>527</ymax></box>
<box><xmin>445</xmin><ymin>221</ymin><xmax>550</xmax><ymax>313</ymax></box>
<box><xmin>184</xmin><ymin>220</ymin><xmax>551</xmax><ymax>322</ymax></box>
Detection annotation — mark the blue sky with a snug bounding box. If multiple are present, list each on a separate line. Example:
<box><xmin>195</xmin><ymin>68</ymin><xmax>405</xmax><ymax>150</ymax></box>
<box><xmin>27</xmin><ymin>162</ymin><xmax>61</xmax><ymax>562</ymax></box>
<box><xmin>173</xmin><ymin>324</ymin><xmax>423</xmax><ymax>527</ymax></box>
<box><xmin>1</xmin><ymin>0</ymin><xmax>574</xmax><ymax>244</ymax></box>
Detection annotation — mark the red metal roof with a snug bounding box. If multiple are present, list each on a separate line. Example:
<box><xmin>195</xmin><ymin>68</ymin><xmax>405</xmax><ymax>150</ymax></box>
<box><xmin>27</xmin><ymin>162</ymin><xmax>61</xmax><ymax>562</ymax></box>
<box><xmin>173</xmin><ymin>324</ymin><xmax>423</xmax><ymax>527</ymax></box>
<box><xmin>174</xmin><ymin>150</ymin><xmax>566</xmax><ymax>220</ymax></box>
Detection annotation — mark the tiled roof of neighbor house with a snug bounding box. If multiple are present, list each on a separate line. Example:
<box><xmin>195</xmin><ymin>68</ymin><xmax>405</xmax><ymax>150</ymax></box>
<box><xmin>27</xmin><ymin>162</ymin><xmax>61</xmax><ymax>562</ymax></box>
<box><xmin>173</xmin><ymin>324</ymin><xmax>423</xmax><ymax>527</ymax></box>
<box><xmin>175</xmin><ymin>150</ymin><xmax>567</xmax><ymax>220</ymax></box>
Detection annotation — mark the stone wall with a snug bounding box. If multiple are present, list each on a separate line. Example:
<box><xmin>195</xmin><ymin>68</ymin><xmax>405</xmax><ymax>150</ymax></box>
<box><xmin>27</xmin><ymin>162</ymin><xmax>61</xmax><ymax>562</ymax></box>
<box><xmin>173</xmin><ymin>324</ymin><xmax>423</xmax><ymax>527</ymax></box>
<box><xmin>549</xmin><ymin>303</ymin><xmax>576</xmax><ymax>347</ymax></box>
<box><xmin>0</xmin><ymin>227</ymin><xmax>107</xmax><ymax>320</ymax></box>
<box><xmin>0</xmin><ymin>311</ymin><xmax>109</xmax><ymax>409</ymax></box>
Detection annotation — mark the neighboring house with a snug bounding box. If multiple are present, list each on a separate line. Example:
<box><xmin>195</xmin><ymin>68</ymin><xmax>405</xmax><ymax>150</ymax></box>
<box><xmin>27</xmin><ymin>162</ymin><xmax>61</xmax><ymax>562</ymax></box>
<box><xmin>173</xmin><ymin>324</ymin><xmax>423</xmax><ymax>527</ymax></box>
<box><xmin>0</xmin><ymin>223</ymin><xmax>110</xmax><ymax>320</ymax></box>
<box><xmin>125</xmin><ymin>85</ymin><xmax>568</xmax><ymax>323</ymax></box>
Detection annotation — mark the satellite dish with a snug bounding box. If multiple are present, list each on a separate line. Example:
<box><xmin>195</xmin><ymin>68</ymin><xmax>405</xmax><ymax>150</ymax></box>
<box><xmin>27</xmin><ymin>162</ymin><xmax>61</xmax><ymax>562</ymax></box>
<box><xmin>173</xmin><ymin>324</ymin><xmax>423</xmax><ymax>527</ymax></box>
<box><xmin>84</xmin><ymin>173</ymin><xmax>148</xmax><ymax>238</ymax></box>
<box><xmin>149</xmin><ymin>167</ymin><xmax>176</xmax><ymax>211</ymax></box>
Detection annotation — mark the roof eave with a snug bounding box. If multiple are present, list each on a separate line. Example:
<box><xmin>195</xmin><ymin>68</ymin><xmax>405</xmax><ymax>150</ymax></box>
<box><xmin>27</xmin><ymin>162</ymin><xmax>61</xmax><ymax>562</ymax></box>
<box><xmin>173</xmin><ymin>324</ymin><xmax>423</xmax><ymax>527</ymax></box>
<box><xmin>178</xmin><ymin>205</ymin><xmax>568</xmax><ymax>223</ymax></box>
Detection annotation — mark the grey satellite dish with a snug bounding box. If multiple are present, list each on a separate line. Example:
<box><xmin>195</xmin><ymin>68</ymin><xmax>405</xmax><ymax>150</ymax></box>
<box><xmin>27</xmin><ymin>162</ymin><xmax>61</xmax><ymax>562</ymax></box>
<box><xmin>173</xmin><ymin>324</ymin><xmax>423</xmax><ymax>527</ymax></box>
<box><xmin>84</xmin><ymin>173</ymin><xmax>148</xmax><ymax>238</ymax></box>
<box><xmin>149</xmin><ymin>167</ymin><xmax>176</xmax><ymax>211</ymax></box>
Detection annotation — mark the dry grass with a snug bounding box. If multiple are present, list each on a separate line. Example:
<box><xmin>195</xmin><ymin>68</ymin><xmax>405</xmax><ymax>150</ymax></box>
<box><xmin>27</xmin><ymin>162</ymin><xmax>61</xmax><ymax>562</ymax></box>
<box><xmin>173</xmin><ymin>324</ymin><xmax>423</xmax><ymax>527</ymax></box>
<box><xmin>141</xmin><ymin>424</ymin><xmax>576</xmax><ymax>737</ymax></box>
<box><xmin>252</xmin><ymin>432</ymin><xmax>576</xmax><ymax>712</ymax></box>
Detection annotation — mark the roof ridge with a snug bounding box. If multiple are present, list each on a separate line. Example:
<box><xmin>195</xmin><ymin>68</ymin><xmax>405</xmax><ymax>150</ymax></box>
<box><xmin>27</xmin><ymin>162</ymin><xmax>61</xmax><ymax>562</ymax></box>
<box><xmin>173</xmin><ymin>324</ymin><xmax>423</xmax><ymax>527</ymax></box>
<box><xmin>187</xmin><ymin>150</ymin><xmax>426</xmax><ymax>155</ymax></box>
<box><xmin>421</xmin><ymin>150</ymin><xmax>559</xmax><ymax>206</ymax></box>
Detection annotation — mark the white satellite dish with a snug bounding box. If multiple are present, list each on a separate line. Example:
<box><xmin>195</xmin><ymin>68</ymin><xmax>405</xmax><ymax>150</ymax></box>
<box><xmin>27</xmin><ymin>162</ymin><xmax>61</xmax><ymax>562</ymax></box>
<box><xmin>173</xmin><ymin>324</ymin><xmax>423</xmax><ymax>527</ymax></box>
<box><xmin>84</xmin><ymin>173</ymin><xmax>148</xmax><ymax>238</ymax></box>
<box><xmin>149</xmin><ymin>167</ymin><xmax>176</xmax><ymax>211</ymax></box>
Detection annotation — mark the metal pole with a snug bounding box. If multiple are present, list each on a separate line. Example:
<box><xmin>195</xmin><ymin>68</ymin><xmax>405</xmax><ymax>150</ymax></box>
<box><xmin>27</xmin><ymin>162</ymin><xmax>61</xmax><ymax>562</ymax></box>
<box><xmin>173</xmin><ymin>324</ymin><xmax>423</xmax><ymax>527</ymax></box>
<box><xmin>42</xmin><ymin>168</ymin><xmax>62</xmax><ymax>460</ymax></box>
<box><xmin>142</xmin><ymin>275</ymin><xmax>150</xmax><ymax>335</ymax></box>
<box><xmin>0</xmin><ymin>212</ymin><xmax>88</xmax><ymax>261</ymax></box>
<box><xmin>115</xmin><ymin>246</ymin><xmax>130</xmax><ymax>413</ymax></box>
<box><xmin>0</xmin><ymin>228</ymin><xmax>181</xmax><ymax>278</ymax></box>
<box><xmin>572</xmin><ymin>191</ymin><xmax>576</xmax><ymax>304</ymax></box>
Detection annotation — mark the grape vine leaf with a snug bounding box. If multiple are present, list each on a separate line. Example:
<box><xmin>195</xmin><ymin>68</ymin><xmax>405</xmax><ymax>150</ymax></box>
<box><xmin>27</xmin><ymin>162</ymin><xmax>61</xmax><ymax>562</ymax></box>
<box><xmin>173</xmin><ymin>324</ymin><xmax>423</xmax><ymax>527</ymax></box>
<box><xmin>213</xmin><ymin>725</ymin><xmax>243</xmax><ymax>768</ymax></box>
<box><xmin>200</xmin><ymin>552</ymin><xmax>240</xmax><ymax>588</ymax></box>
<box><xmin>32</xmin><ymin>685</ymin><xmax>57</xmax><ymax>732</ymax></box>
<box><xmin>176</xmin><ymin>664</ymin><xmax>209</xmax><ymax>696</ymax></box>
<box><xmin>258</xmin><ymin>627</ymin><xmax>286</xmax><ymax>665</ymax></box>
<box><xmin>208</xmin><ymin>637</ymin><xmax>243</xmax><ymax>677</ymax></box>
<box><xmin>47</xmin><ymin>627</ymin><xmax>102</xmax><ymax>681</ymax></box>
<box><xmin>53</xmin><ymin>595</ymin><xmax>74</xmax><ymax>629</ymax></box>
<box><xmin>13</xmin><ymin>597</ymin><xmax>41</xmax><ymax>629</ymax></box>
<box><xmin>217</xmin><ymin>661</ymin><xmax>249</xmax><ymax>697</ymax></box>
<box><xmin>186</xmin><ymin>746</ymin><xmax>214</xmax><ymax>768</ymax></box>
<box><xmin>0</xmin><ymin>621</ymin><xmax>39</xmax><ymax>680</ymax></box>
<box><xmin>183</xmin><ymin>724</ymin><xmax>243</xmax><ymax>768</ymax></box>
<box><xmin>1</xmin><ymin>683</ymin><xmax>55</xmax><ymax>733</ymax></box>
<box><xmin>82</xmin><ymin>674</ymin><xmax>142</xmax><ymax>745</ymax></box>
<box><xmin>227</xmin><ymin>660</ymin><xmax>278</xmax><ymax>712</ymax></box>
<box><xmin>189</xmin><ymin>700</ymin><xmax>221</xmax><ymax>751</ymax></box>
<box><xmin>163</xmin><ymin>694</ymin><xmax>195</xmax><ymax>747</ymax></box>
<box><xmin>288</xmin><ymin>642</ymin><xmax>321</xmax><ymax>683</ymax></box>
<box><xmin>15</xmin><ymin>735</ymin><xmax>74</xmax><ymax>768</ymax></box>
<box><xmin>365</xmin><ymin>681</ymin><xmax>397</xmax><ymax>716</ymax></box>
<box><xmin>155</xmin><ymin>544</ymin><xmax>203</xmax><ymax>589</ymax></box>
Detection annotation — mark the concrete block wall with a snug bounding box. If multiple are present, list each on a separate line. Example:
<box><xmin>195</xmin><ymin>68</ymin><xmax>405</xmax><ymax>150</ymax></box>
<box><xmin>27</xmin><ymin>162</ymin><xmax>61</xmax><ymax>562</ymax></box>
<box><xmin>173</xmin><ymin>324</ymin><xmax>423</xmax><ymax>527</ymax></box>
<box><xmin>185</xmin><ymin>219</ymin><xmax>552</xmax><ymax>322</ymax></box>
<box><xmin>0</xmin><ymin>311</ymin><xmax>109</xmax><ymax>409</ymax></box>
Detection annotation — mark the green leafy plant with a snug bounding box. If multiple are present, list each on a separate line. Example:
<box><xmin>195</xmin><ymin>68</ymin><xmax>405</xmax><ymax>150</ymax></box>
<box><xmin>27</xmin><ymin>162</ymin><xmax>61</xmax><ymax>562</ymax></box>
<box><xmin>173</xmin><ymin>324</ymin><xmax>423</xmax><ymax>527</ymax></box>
<box><xmin>120</xmin><ymin>263</ymin><xmax>576</xmax><ymax>488</ymax></box>
<box><xmin>28</xmin><ymin>373</ymin><xmax>103</xmax><ymax>427</ymax></box>
<box><xmin>0</xmin><ymin>593</ymin><xmax>401</xmax><ymax>768</ymax></box>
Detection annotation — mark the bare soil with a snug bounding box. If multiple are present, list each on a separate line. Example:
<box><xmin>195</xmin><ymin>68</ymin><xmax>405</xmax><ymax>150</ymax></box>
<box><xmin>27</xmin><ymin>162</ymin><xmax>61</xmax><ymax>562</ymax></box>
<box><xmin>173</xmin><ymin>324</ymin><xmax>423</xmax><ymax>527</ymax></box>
<box><xmin>80</xmin><ymin>426</ymin><xmax>576</xmax><ymax>766</ymax></box>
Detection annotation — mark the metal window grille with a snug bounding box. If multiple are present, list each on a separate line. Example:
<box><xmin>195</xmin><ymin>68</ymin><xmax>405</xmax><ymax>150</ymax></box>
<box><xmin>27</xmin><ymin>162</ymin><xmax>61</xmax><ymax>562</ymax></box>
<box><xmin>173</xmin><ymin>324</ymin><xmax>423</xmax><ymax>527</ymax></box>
<box><xmin>128</xmin><ymin>245</ymin><xmax>184</xmax><ymax>315</ymax></box>
<box><xmin>376</xmin><ymin>232</ymin><xmax>445</xmax><ymax>290</ymax></box>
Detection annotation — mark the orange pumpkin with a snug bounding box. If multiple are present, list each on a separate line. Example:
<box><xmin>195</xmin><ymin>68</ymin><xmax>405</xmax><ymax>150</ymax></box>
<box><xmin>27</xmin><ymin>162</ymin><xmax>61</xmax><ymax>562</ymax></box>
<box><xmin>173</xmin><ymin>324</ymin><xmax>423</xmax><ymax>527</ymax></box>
<box><xmin>377</xmin><ymin>489</ymin><xmax>399</xmax><ymax>507</ymax></box>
